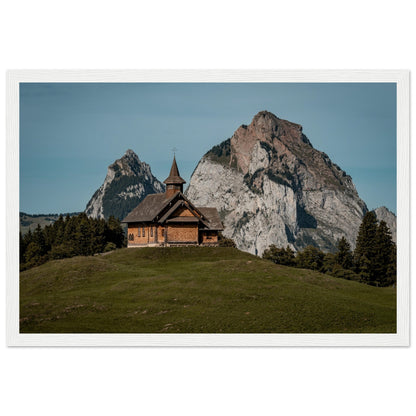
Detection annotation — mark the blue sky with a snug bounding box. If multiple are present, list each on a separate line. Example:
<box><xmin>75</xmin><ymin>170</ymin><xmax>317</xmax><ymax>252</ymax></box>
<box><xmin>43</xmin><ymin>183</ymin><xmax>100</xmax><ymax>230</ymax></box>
<box><xmin>20</xmin><ymin>82</ymin><xmax>396</xmax><ymax>214</ymax></box>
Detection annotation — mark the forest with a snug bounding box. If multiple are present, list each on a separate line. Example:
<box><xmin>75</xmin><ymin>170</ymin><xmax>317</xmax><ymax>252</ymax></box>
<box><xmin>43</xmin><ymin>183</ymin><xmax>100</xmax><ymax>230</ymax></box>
<box><xmin>262</xmin><ymin>211</ymin><xmax>396</xmax><ymax>287</ymax></box>
<box><xmin>19</xmin><ymin>213</ymin><xmax>125</xmax><ymax>271</ymax></box>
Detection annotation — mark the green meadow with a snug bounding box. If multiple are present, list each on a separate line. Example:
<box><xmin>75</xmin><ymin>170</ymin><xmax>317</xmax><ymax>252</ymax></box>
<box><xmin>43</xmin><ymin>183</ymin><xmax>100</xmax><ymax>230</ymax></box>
<box><xmin>20</xmin><ymin>247</ymin><xmax>396</xmax><ymax>333</ymax></box>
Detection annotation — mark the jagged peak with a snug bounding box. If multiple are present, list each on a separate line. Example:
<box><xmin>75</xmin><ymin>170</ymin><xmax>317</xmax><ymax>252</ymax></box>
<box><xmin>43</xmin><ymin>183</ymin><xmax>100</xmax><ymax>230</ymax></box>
<box><xmin>107</xmin><ymin>150</ymin><xmax>152</xmax><ymax>180</ymax></box>
<box><xmin>123</xmin><ymin>149</ymin><xmax>140</xmax><ymax>160</ymax></box>
<box><xmin>250</xmin><ymin>110</ymin><xmax>303</xmax><ymax>131</ymax></box>
<box><xmin>373</xmin><ymin>206</ymin><xmax>396</xmax><ymax>221</ymax></box>
<box><xmin>252</xmin><ymin>110</ymin><xmax>279</xmax><ymax>122</ymax></box>
<box><xmin>374</xmin><ymin>206</ymin><xmax>395</xmax><ymax>215</ymax></box>
<box><xmin>85</xmin><ymin>150</ymin><xmax>165</xmax><ymax>220</ymax></box>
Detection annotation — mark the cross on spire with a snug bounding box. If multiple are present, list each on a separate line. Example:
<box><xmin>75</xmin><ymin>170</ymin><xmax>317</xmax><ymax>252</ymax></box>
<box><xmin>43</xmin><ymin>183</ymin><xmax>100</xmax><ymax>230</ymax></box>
<box><xmin>163</xmin><ymin>153</ymin><xmax>186</xmax><ymax>197</ymax></box>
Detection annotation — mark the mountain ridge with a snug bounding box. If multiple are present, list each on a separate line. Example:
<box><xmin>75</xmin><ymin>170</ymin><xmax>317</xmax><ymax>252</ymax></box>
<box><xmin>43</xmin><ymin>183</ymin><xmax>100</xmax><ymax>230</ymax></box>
<box><xmin>186</xmin><ymin>111</ymin><xmax>370</xmax><ymax>255</ymax></box>
<box><xmin>79</xmin><ymin>112</ymin><xmax>396</xmax><ymax>254</ymax></box>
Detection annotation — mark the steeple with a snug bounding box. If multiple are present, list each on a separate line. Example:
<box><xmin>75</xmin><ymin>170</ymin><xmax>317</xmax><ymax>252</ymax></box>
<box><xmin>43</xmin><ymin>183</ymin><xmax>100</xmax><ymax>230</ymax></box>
<box><xmin>164</xmin><ymin>155</ymin><xmax>186</xmax><ymax>197</ymax></box>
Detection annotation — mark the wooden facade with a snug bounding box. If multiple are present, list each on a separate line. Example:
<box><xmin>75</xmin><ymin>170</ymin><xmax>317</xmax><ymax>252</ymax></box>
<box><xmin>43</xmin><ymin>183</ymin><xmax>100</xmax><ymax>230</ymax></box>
<box><xmin>122</xmin><ymin>157</ymin><xmax>222</xmax><ymax>247</ymax></box>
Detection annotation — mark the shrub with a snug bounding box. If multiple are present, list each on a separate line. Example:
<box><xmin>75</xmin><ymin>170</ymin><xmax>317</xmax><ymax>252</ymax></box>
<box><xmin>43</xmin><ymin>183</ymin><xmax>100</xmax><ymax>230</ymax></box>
<box><xmin>218</xmin><ymin>232</ymin><xmax>236</xmax><ymax>248</ymax></box>
<box><xmin>262</xmin><ymin>245</ymin><xmax>296</xmax><ymax>266</ymax></box>
<box><xmin>104</xmin><ymin>242</ymin><xmax>117</xmax><ymax>252</ymax></box>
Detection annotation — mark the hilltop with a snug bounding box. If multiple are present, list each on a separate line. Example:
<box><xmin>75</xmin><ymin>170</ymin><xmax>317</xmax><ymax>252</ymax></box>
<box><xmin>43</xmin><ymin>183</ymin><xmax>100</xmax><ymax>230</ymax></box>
<box><xmin>20</xmin><ymin>247</ymin><xmax>396</xmax><ymax>333</ymax></box>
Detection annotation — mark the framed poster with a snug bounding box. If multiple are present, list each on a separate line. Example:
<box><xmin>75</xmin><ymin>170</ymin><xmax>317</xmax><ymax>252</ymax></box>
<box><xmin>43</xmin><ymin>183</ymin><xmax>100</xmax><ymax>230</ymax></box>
<box><xmin>6</xmin><ymin>70</ymin><xmax>409</xmax><ymax>346</ymax></box>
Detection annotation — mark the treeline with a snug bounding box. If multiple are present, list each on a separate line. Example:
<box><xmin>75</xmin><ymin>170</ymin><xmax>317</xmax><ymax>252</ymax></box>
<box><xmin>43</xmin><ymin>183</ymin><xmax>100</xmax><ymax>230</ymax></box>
<box><xmin>20</xmin><ymin>213</ymin><xmax>125</xmax><ymax>271</ymax></box>
<box><xmin>263</xmin><ymin>211</ymin><xmax>396</xmax><ymax>287</ymax></box>
<box><xmin>20</xmin><ymin>211</ymin><xmax>81</xmax><ymax>218</ymax></box>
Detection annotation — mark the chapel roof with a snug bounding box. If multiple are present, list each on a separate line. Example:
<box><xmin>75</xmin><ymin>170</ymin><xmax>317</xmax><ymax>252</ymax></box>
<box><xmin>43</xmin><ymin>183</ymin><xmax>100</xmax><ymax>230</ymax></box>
<box><xmin>122</xmin><ymin>193</ymin><xmax>171</xmax><ymax>223</ymax></box>
<box><xmin>198</xmin><ymin>207</ymin><xmax>223</xmax><ymax>231</ymax></box>
<box><xmin>122</xmin><ymin>192</ymin><xmax>223</xmax><ymax>231</ymax></box>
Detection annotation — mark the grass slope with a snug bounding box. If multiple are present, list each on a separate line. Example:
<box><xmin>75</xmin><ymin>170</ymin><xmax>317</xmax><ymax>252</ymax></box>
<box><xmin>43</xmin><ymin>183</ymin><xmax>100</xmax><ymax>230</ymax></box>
<box><xmin>20</xmin><ymin>247</ymin><xmax>396</xmax><ymax>333</ymax></box>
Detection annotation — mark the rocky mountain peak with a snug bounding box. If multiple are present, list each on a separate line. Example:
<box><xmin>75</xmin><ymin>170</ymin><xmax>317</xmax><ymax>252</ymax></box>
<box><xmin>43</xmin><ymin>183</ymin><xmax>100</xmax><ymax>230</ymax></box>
<box><xmin>108</xmin><ymin>149</ymin><xmax>152</xmax><ymax>179</ymax></box>
<box><xmin>85</xmin><ymin>150</ymin><xmax>164</xmax><ymax>220</ymax></box>
<box><xmin>374</xmin><ymin>206</ymin><xmax>397</xmax><ymax>243</ymax></box>
<box><xmin>124</xmin><ymin>148</ymin><xmax>137</xmax><ymax>157</ymax></box>
<box><xmin>230</xmin><ymin>111</ymin><xmax>308</xmax><ymax>175</ymax></box>
<box><xmin>186</xmin><ymin>110</ymin><xmax>369</xmax><ymax>255</ymax></box>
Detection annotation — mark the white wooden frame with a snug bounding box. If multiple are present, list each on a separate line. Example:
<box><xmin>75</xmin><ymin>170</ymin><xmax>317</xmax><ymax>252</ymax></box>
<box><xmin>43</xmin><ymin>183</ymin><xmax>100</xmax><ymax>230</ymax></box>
<box><xmin>6</xmin><ymin>70</ymin><xmax>410</xmax><ymax>346</ymax></box>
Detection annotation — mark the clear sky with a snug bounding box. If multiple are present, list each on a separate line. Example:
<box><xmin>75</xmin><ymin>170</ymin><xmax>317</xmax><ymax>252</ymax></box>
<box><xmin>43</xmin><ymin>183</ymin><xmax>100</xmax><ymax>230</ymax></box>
<box><xmin>20</xmin><ymin>82</ymin><xmax>396</xmax><ymax>214</ymax></box>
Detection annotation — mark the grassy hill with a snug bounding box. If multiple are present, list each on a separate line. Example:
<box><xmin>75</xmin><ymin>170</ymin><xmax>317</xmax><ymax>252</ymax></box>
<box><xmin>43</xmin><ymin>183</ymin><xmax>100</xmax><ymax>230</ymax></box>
<box><xmin>20</xmin><ymin>247</ymin><xmax>396</xmax><ymax>333</ymax></box>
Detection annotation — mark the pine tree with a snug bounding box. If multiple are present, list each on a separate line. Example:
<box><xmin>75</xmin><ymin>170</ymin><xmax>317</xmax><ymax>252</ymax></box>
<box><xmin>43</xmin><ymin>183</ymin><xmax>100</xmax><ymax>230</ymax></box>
<box><xmin>386</xmin><ymin>243</ymin><xmax>397</xmax><ymax>287</ymax></box>
<box><xmin>32</xmin><ymin>224</ymin><xmax>47</xmax><ymax>256</ymax></box>
<box><xmin>354</xmin><ymin>211</ymin><xmax>378</xmax><ymax>283</ymax></box>
<box><xmin>20</xmin><ymin>212</ymin><xmax>125</xmax><ymax>269</ymax></box>
<box><xmin>262</xmin><ymin>245</ymin><xmax>296</xmax><ymax>266</ymax></box>
<box><xmin>24</xmin><ymin>242</ymin><xmax>43</xmax><ymax>266</ymax></box>
<box><xmin>91</xmin><ymin>218</ymin><xmax>107</xmax><ymax>253</ymax></box>
<box><xmin>75</xmin><ymin>214</ymin><xmax>93</xmax><ymax>256</ymax></box>
<box><xmin>53</xmin><ymin>215</ymin><xmax>65</xmax><ymax>245</ymax></box>
<box><xmin>359</xmin><ymin>255</ymin><xmax>372</xmax><ymax>284</ymax></box>
<box><xmin>106</xmin><ymin>215</ymin><xmax>125</xmax><ymax>248</ymax></box>
<box><xmin>335</xmin><ymin>237</ymin><xmax>353</xmax><ymax>270</ymax></box>
<box><xmin>19</xmin><ymin>232</ymin><xmax>26</xmax><ymax>264</ymax></box>
<box><xmin>296</xmin><ymin>245</ymin><xmax>325</xmax><ymax>271</ymax></box>
<box><xmin>374</xmin><ymin>221</ymin><xmax>395</xmax><ymax>286</ymax></box>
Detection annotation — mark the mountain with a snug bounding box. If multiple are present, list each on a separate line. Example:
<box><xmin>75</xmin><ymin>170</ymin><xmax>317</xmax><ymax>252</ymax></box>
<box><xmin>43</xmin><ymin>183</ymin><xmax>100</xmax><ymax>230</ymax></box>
<box><xmin>186</xmin><ymin>111</ymin><xmax>368</xmax><ymax>255</ymax></box>
<box><xmin>85</xmin><ymin>149</ymin><xmax>164</xmax><ymax>220</ymax></box>
<box><xmin>374</xmin><ymin>206</ymin><xmax>397</xmax><ymax>243</ymax></box>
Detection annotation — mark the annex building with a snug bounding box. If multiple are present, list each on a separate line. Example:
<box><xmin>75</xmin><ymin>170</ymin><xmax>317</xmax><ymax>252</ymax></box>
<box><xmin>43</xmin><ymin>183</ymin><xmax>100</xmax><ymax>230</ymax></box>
<box><xmin>122</xmin><ymin>156</ymin><xmax>223</xmax><ymax>247</ymax></box>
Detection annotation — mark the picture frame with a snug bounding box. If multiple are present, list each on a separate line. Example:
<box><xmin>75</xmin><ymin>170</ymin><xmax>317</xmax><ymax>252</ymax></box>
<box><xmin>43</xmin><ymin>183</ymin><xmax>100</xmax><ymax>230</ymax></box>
<box><xmin>6</xmin><ymin>69</ymin><xmax>410</xmax><ymax>346</ymax></box>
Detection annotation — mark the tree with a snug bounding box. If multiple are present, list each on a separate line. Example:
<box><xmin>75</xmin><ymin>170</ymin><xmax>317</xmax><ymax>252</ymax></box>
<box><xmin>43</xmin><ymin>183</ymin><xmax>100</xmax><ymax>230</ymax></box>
<box><xmin>23</xmin><ymin>241</ymin><xmax>44</xmax><ymax>268</ymax></box>
<box><xmin>386</xmin><ymin>242</ymin><xmax>397</xmax><ymax>287</ymax></box>
<box><xmin>63</xmin><ymin>216</ymin><xmax>77</xmax><ymax>245</ymax></box>
<box><xmin>263</xmin><ymin>245</ymin><xmax>296</xmax><ymax>266</ymax></box>
<box><xmin>354</xmin><ymin>211</ymin><xmax>378</xmax><ymax>283</ymax></box>
<box><xmin>20</xmin><ymin>213</ymin><xmax>126</xmax><ymax>270</ymax></box>
<box><xmin>106</xmin><ymin>215</ymin><xmax>125</xmax><ymax>248</ymax></box>
<box><xmin>296</xmin><ymin>245</ymin><xmax>324</xmax><ymax>271</ymax></box>
<box><xmin>335</xmin><ymin>237</ymin><xmax>353</xmax><ymax>270</ymax></box>
<box><xmin>373</xmin><ymin>221</ymin><xmax>395</xmax><ymax>287</ymax></box>
<box><xmin>75</xmin><ymin>214</ymin><xmax>93</xmax><ymax>255</ymax></box>
<box><xmin>32</xmin><ymin>224</ymin><xmax>47</xmax><ymax>257</ymax></box>
<box><xmin>91</xmin><ymin>218</ymin><xmax>107</xmax><ymax>253</ymax></box>
<box><xmin>19</xmin><ymin>232</ymin><xmax>26</xmax><ymax>264</ymax></box>
<box><xmin>322</xmin><ymin>252</ymin><xmax>337</xmax><ymax>274</ymax></box>
<box><xmin>53</xmin><ymin>215</ymin><xmax>65</xmax><ymax>245</ymax></box>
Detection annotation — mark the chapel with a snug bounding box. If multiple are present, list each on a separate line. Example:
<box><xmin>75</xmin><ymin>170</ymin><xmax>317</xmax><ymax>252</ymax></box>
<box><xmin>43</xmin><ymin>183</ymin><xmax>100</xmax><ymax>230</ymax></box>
<box><xmin>122</xmin><ymin>156</ymin><xmax>223</xmax><ymax>247</ymax></box>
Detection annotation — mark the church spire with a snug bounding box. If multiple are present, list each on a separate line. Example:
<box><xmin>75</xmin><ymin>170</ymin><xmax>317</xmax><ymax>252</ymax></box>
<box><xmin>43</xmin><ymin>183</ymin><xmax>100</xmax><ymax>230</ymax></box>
<box><xmin>164</xmin><ymin>155</ymin><xmax>186</xmax><ymax>197</ymax></box>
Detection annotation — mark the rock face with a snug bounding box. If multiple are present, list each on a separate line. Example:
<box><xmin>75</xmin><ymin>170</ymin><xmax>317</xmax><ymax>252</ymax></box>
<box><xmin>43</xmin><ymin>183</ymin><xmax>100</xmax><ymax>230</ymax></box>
<box><xmin>85</xmin><ymin>149</ymin><xmax>164</xmax><ymax>220</ymax></box>
<box><xmin>374</xmin><ymin>206</ymin><xmax>397</xmax><ymax>243</ymax></box>
<box><xmin>186</xmin><ymin>111</ymin><xmax>368</xmax><ymax>255</ymax></box>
